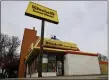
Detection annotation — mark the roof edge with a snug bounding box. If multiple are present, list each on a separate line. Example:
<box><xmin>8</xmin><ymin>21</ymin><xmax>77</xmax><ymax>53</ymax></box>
<box><xmin>65</xmin><ymin>51</ymin><xmax>98</xmax><ymax>56</ymax></box>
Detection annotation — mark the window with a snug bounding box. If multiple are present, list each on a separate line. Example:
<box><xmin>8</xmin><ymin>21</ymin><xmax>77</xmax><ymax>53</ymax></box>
<box><xmin>42</xmin><ymin>54</ymin><xmax>56</xmax><ymax>72</ymax></box>
<box><xmin>43</xmin><ymin>54</ymin><xmax>47</xmax><ymax>58</ymax></box>
<box><xmin>48</xmin><ymin>62</ymin><xmax>53</xmax><ymax>72</ymax></box>
<box><xmin>47</xmin><ymin>55</ymin><xmax>56</xmax><ymax>72</ymax></box>
<box><xmin>42</xmin><ymin>63</ymin><xmax>47</xmax><ymax>72</ymax></box>
<box><xmin>42</xmin><ymin>54</ymin><xmax>47</xmax><ymax>72</ymax></box>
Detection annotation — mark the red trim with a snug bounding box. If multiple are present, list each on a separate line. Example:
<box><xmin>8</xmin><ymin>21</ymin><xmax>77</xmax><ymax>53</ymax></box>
<box><xmin>99</xmin><ymin>61</ymin><xmax>108</xmax><ymax>64</ymax></box>
<box><xmin>65</xmin><ymin>51</ymin><xmax>98</xmax><ymax>56</ymax></box>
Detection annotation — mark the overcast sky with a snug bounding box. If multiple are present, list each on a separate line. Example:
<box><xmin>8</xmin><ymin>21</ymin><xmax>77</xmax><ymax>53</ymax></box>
<box><xmin>1</xmin><ymin>1</ymin><xmax>107</xmax><ymax>56</ymax></box>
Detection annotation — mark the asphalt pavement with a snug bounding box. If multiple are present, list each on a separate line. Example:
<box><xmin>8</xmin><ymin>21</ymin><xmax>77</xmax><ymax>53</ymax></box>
<box><xmin>1</xmin><ymin>75</ymin><xmax>108</xmax><ymax>80</ymax></box>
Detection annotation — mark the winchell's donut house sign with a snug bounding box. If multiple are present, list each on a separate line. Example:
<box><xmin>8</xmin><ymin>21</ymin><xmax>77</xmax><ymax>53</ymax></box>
<box><xmin>25</xmin><ymin>2</ymin><xmax>59</xmax><ymax>24</ymax></box>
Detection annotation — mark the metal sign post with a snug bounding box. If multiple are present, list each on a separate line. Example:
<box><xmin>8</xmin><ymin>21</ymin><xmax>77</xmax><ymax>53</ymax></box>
<box><xmin>38</xmin><ymin>20</ymin><xmax>45</xmax><ymax>77</ymax></box>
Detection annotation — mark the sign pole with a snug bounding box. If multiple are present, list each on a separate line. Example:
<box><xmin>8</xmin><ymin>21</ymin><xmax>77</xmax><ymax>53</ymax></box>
<box><xmin>38</xmin><ymin>20</ymin><xmax>45</xmax><ymax>77</ymax></box>
<box><xmin>25</xmin><ymin>1</ymin><xmax>59</xmax><ymax>78</ymax></box>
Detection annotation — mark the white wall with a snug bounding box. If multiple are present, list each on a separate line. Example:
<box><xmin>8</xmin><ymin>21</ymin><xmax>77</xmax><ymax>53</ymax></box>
<box><xmin>64</xmin><ymin>54</ymin><xmax>101</xmax><ymax>75</ymax></box>
<box><xmin>26</xmin><ymin>72</ymin><xmax>56</xmax><ymax>77</ymax></box>
<box><xmin>31</xmin><ymin>72</ymin><xmax>56</xmax><ymax>77</ymax></box>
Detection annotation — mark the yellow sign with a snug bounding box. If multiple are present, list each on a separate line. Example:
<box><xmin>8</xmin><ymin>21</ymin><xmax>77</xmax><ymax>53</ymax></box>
<box><xmin>25</xmin><ymin>38</ymin><xmax>78</xmax><ymax>61</ymax></box>
<box><xmin>25</xmin><ymin>2</ymin><xmax>59</xmax><ymax>24</ymax></box>
<box><xmin>43</xmin><ymin>38</ymin><xmax>78</xmax><ymax>50</ymax></box>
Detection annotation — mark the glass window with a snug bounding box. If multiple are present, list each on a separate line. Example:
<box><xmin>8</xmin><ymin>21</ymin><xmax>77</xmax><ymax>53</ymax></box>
<box><xmin>47</xmin><ymin>62</ymin><xmax>53</xmax><ymax>72</ymax></box>
<box><xmin>42</xmin><ymin>63</ymin><xmax>47</xmax><ymax>72</ymax></box>
<box><xmin>41</xmin><ymin>54</ymin><xmax>56</xmax><ymax>72</ymax></box>
<box><xmin>47</xmin><ymin>55</ymin><xmax>56</xmax><ymax>72</ymax></box>
<box><xmin>42</xmin><ymin>54</ymin><xmax>47</xmax><ymax>72</ymax></box>
<box><xmin>43</xmin><ymin>54</ymin><xmax>47</xmax><ymax>58</ymax></box>
<box><xmin>48</xmin><ymin>55</ymin><xmax>56</xmax><ymax>61</ymax></box>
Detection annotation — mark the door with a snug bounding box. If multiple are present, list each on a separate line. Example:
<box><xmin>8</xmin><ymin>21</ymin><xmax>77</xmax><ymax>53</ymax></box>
<box><xmin>56</xmin><ymin>61</ymin><xmax>62</xmax><ymax>76</ymax></box>
<box><xmin>56</xmin><ymin>55</ymin><xmax>64</xmax><ymax>76</ymax></box>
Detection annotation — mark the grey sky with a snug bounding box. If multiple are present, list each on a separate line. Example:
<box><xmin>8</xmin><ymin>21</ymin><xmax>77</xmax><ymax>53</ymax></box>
<box><xmin>1</xmin><ymin>1</ymin><xmax>107</xmax><ymax>56</ymax></box>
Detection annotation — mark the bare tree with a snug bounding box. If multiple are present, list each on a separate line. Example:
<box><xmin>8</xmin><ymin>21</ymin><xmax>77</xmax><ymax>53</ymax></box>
<box><xmin>98</xmin><ymin>53</ymin><xmax>108</xmax><ymax>62</ymax></box>
<box><xmin>0</xmin><ymin>33</ymin><xmax>20</xmax><ymax>78</ymax></box>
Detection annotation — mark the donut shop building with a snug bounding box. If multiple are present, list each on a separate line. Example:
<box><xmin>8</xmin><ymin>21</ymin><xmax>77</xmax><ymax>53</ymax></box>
<box><xmin>18</xmin><ymin>28</ymin><xmax>101</xmax><ymax>78</ymax></box>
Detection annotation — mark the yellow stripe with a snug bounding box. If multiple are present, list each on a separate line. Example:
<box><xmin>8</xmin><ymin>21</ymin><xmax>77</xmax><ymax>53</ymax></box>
<box><xmin>25</xmin><ymin>37</ymin><xmax>40</xmax><ymax>60</ymax></box>
<box><xmin>35</xmin><ymin>47</ymin><xmax>65</xmax><ymax>52</ymax></box>
<box><xmin>33</xmin><ymin>37</ymin><xmax>40</xmax><ymax>48</ymax></box>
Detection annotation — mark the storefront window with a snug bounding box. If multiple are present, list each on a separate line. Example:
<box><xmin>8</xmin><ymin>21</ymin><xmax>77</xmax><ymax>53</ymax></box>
<box><xmin>47</xmin><ymin>55</ymin><xmax>56</xmax><ymax>72</ymax></box>
<box><xmin>42</xmin><ymin>54</ymin><xmax>56</xmax><ymax>72</ymax></box>
<box><xmin>43</xmin><ymin>54</ymin><xmax>47</xmax><ymax>58</ymax></box>
<box><xmin>47</xmin><ymin>62</ymin><xmax>53</xmax><ymax>72</ymax></box>
<box><xmin>42</xmin><ymin>54</ymin><xmax>48</xmax><ymax>72</ymax></box>
<box><xmin>42</xmin><ymin>63</ymin><xmax>47</xmax><ymax>72</ymax></box>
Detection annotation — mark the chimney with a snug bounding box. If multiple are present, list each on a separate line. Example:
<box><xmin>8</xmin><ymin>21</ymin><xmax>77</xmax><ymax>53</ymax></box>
<box><xmin>33</xmin><ymin>27</ymin><xmax>35</xmax><ymax>30</ymax></box>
